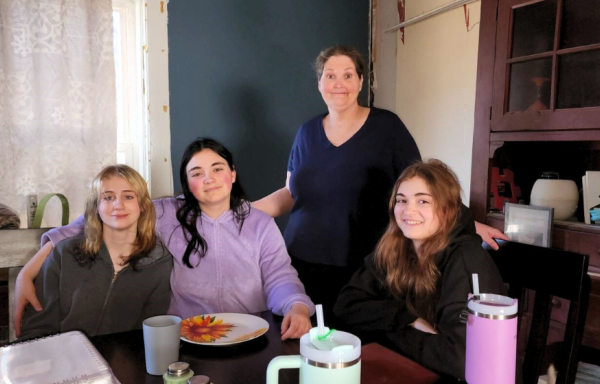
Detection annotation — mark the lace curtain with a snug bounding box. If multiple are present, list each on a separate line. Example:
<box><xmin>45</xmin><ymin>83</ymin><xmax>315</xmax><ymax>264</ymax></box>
<box><xmin>0</xmin><ymin>0</ymin><xmax>116</xmax><ymax>228</ymax></box>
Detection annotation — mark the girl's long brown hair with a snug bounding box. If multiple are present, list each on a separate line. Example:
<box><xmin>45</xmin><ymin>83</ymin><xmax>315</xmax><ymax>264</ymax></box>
<box><xmin>374</xmin><ymin>159</ymin><xmax>462</xmax><ymax>324</ymax></box>
<box><xmin>80</xmin><ymin>164</ymin><xmax>156</xmax><ymax>269</ymax></box>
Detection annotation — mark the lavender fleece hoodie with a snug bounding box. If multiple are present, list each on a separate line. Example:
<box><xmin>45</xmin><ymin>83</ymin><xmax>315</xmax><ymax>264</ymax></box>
<box><xmin>42</xmin><ymin>197</ymin><xmax>315</xmax><ymax>319</ymax></box>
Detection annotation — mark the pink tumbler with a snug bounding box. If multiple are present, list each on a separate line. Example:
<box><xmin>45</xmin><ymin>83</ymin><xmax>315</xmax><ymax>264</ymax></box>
<box><xmin>465</xmin><ymin>293</ymin><xmax>518</xmax><ymax>384</ymax></box>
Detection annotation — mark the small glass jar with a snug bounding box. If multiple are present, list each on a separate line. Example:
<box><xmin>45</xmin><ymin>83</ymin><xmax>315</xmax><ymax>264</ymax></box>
<box><xmin>188</xmin><ymin>375</ymin><xmax>212</xmax><ymax>384</ymax></box>
<box><xmin>163</xmin><ymin>362</ymin><xmax>194</xmax><ymax>384</ymax></box>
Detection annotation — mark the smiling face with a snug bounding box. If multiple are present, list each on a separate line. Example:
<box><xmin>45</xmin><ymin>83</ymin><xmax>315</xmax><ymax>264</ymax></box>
<box><xmin>97</xmin><ymin>175</ymin><xmax>141</xmax><ymax>233</ymax></box>
<box><xmin>394</xmin><ymin>176</ymin><xmax>441</xmax><ymax>250</ymax></box>
<box><xmin>318</xmin><ymin>55</ymin><xmax>363</xmax><ymax>111</ymax></box>
<box><xmin>186</xmin><ymin>149</ymin><xmax>236</xmax><ymax>215</ymax></box>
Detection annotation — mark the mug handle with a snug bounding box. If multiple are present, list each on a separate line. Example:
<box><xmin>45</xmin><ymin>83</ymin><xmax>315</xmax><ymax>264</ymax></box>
<box><xmin>266</xmin><ymin>355</ymin><xmax>302</xmax><ymax>384</ymax></box>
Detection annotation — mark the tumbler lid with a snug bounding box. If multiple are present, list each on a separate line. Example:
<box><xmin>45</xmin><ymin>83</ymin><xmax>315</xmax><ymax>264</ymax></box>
<box><xmin>467</xmin><ymin>294</ymin><xmax>518</xmax><ymax>319</ymax></box>
<box><xmin>300</xmin><ymin>328</ymin><xmax>361</xmax><ymax>365</ymax></box>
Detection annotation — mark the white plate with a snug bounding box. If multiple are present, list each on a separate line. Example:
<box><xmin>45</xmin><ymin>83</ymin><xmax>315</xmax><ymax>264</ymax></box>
<box><xmin>180</xmin><ymin>313</ymin><xmax>270</xmax><ymax>346</ymax></box>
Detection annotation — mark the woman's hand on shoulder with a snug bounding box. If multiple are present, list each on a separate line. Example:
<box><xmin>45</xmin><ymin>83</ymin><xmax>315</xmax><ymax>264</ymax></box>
<box><xmin>281</xmin><ymin>303</ymin><xmax>312</xmax><ymax>340</ymax></box>
<box><xmin>252</xmin><ymin>172</ymin><xmax>294</xmax><ymax>218</ymax></box>
<box><xmin>475</xmin><ymin>221</ymin><xmax>509</xmax><ymax>250</ymax></box>
<box><xmin>410</xmin><ymin>318</ymin><xmax>437</xmax><ymax>335</ymax></box>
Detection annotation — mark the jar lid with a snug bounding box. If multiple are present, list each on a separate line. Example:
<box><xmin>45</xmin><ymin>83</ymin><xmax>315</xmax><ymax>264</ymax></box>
<box><xmin>188</xmin><ymin>375</ymin><xmax>211</xmax><ymax>384</ymax></box>
<box><xmin>168</xmin><ymin>362</ymin><xmax>191</xmax><ymax>376</ymax></box>
<box><xmin>467</xmin><ymin>293</ymin><xmax>518</xmax><ymax>319</ymax></box>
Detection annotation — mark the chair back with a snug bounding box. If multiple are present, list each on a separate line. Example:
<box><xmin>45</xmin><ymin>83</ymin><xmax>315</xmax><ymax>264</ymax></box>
<box><xmin>484</xmin><ymin>240</ymin><xmax>591</xmax><ymax>384</ymax></box>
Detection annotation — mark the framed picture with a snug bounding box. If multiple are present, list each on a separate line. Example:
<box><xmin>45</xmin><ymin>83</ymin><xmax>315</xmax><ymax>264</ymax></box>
<box><xmin>504</xmin><ymin>203</ymin><xmax>553</xmax><ymax>248</ymax></box>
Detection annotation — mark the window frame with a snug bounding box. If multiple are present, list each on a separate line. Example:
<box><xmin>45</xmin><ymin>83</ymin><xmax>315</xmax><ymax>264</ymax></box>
<box><xmin>112</xmin><ymin>0</ymin><xmax>172</xmax><ymax>197</ymax></box>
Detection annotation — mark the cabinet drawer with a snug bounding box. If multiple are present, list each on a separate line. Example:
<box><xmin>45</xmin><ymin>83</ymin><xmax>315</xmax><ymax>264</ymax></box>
<box><xmin>583</xmin><ymin>274</ymin><xmax>600</xmax><ymax>348</ymax></box>
<box><xmin>569</xmin><ymin>233</ymin><xmax>600</xmax><ymax>270</ymax></box>
<box><xmin>523</xmin><ymin>291</ymin><xmax>569</xmax><ymax>325</ymax></box>
<box><xmin>551</xmin><ymin>229</ymin><xmax>600</xmax><ymax>270</ymax></box>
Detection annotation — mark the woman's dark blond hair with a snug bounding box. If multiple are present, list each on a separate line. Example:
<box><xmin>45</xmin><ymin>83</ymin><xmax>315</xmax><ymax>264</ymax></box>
<box><xmin>80</xmin><ymin>164</ymin><xmax>156</xmax><ymax>269</ymax></box>
<box><xmin>374</xmin><ymin>159</ymin><xmax>462</xmax><ymax>324</ymax></box>
<box><xmin>313</xmin><ymin>45</ymin><xmax>366</xmax><ymax>80</ymax></box>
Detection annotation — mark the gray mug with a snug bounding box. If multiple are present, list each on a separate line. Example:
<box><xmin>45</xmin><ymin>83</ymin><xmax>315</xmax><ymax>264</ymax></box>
<box><xmin>143</xmin><ymin>315</ymin><xmax>182</xmax><ymax>375</ymax></box>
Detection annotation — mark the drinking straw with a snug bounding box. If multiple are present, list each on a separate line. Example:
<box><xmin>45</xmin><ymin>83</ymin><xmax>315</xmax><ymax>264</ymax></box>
<box><xmin>316</xmin><ymin>304</ymin><xmax>325</xmax><ymax>337</ymax></box>
<box><xmin>472</xmin><ymin>273</ymin><xmax>480</xmax><ymax>296</ymax></box>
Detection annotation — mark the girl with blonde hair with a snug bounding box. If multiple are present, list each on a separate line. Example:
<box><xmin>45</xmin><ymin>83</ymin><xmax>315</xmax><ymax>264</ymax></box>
<box><xmin>334</xmin><ymin>159</ymin><xmax>506</xmax><ymax>381</ymax></box>
<box><xmin>19</xmin><ymin>165</ymin><xmax>172</xmax><ymax>340</ymax></box>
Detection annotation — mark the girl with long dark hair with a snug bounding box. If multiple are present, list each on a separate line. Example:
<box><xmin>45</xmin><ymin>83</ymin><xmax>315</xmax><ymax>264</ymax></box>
<box><xmin>334</xmin><ymin>159</ymin><xmax>506</xmax><ymax>380</ymax></box>
<box><xmin>16</xmin><ymin>139</ymin><xmax>313</xmax><ymax>340</ymax></box>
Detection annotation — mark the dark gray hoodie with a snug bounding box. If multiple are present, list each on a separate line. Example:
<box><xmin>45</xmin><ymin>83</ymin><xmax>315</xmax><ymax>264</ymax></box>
<box><xmin>20</xmin><ymin>235</ymin><xmax>172</xmax><ymax>341</ymax></box>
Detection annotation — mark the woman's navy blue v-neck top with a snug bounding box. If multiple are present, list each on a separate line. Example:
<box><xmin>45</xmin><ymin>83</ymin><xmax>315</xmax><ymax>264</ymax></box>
<box><xmin>285</xmin><ymin>107</ymin><xmax>421</xmax><ymax>267</ymax></box>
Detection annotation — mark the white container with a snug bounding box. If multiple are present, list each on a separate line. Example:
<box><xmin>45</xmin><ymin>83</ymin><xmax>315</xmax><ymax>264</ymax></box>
<box><xmin>530</xmin><ymin>179</ymin><xmax>578</xmax><ymax>220</ymax></box>
<box><xmin>143</xmin><ymin>315</ymin><xmax>182</xmax><ymax>376</ymax></box>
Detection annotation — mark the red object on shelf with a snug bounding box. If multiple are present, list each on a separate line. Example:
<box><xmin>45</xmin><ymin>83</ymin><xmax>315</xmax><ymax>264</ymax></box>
<box><xmin>490</xmin><ymin>167</ymin><xmax>521</xmax><ymax>211</ymax></box>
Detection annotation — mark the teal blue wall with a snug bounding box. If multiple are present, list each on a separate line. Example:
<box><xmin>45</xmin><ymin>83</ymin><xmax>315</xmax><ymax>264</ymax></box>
<box><xmin>168</xmin><ymin>0</ymin><xmax>369</xmax><ymax>227</ymax></box>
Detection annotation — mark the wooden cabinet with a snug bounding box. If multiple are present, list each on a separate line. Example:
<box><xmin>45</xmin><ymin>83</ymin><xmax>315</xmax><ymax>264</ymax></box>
<box><xmin>492</xmin><ymin>0</ymin><xmax>600</xmax><ymax>132</ymax></box>
<box><xmin>471</xmin><ymin>0</ymin><xmax>600</xmax><ymax>351</ymax></box>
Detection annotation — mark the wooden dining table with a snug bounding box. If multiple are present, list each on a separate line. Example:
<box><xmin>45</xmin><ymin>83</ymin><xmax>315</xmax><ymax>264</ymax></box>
<box><xmin>90</xmin><ymin>311</ymin><xmax>450</xmax><ymax>384</ymax></box>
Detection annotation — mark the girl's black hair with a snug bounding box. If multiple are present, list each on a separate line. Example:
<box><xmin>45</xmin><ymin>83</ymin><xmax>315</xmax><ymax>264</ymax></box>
<box><xmin>176</xmin><ymin>138</ymin><xmax>250</xmax><ymax>268</ymax></box>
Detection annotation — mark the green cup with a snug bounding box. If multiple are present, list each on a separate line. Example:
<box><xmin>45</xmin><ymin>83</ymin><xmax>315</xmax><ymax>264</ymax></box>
<box><xmin>266</xmin><ymin>328</ymin><xmax>361</xmax><ymax>384</ymax></box>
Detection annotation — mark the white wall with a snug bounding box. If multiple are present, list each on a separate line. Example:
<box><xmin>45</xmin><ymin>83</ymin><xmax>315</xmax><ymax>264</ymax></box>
<box><xmin>392</xmin><ymin>0</ymin><xmax>481</xmax><ymax>203</ymax></box>
<box><xmin>372</xmin><ymin>0</ymin><xmax>399</xmax><ymax>112</ymax></box>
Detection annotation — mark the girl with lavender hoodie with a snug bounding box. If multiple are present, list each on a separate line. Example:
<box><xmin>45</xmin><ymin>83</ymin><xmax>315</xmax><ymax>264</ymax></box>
<box><xmin>16</xmin><ymin>138</ymin><xmax>314</xmax><ymax>340</ymax></box>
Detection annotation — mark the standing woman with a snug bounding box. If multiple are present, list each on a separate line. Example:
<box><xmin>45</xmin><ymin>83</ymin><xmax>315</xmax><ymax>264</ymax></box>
<box><xmin>253</xmin><ymin>45</ymin><xmax>505</xmax><ymax>315</ymax></box>
<box><xmin>333</xmin><ymin>160</ymin><xmax>506</xmax><ymax>380</ymax></box>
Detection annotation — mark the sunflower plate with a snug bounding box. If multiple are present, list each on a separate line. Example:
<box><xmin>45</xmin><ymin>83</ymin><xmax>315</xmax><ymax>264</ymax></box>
<box><xmin>180</xmin><ymin>313</ymin><xmax>270</xmax><ymax>346</ymax></box>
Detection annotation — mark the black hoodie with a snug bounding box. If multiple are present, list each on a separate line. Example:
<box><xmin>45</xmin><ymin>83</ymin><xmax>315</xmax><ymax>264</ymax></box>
<box><xmin>334</xmin><ymin>205</ymin><xmax>507</xmax><ymax>380</ymax></box>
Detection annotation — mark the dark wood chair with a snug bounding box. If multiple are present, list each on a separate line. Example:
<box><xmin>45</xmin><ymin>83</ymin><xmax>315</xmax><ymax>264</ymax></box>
<box><xmin>484</xmin><ymin>240</ymin><xmax>591</xmax><ymax>384</ymax></box>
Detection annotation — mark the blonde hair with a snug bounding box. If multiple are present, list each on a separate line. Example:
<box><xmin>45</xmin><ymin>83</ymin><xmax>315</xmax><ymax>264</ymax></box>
<box><xmin>374</xmin><ymin>159</ymin><xmax>462</xmax><ymax>324</ymax></box>
<box><xmin>81</xmin><ymin>164</ymin><xmax>156</xmax><ymax>269</ymax></box>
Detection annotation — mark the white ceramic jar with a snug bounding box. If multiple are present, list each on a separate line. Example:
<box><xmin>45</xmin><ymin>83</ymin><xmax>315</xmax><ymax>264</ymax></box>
<box><xmin>530</xmin><ymin>177</ymin><xmax>578</xmax><ymax>220</ymax></box>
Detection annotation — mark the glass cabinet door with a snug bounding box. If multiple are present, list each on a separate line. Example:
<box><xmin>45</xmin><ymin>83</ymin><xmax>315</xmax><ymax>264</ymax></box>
<box><xmin>491</xmin><ymin>0</ymin><xmax>600</xmax><ymax>131</ymax></box>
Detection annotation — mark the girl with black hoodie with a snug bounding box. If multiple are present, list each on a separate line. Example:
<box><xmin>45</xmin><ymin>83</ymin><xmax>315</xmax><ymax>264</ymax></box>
<box><xmin>334</xmin><ymin>159</ymin><xmax>506</xmax><ymax>381</ymax></box>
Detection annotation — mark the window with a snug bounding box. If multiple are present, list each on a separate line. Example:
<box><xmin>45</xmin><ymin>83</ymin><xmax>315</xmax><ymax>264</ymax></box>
<box><xmin>111</xmin><ymin>0</ymin><xmax>172</xmax><ymax>197</ymax></box>
<box><xmin>112</xmin><ymin>0</ymin><xmax>148</xmax><ymax>180</ymax></box>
